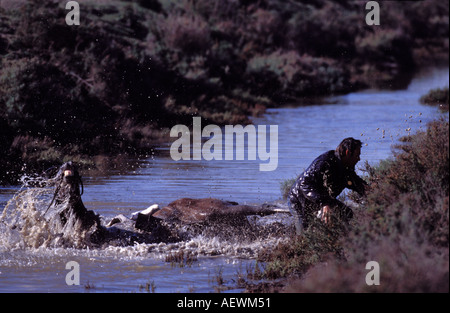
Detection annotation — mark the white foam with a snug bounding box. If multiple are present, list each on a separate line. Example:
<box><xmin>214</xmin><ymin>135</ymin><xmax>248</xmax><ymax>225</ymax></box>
<box><xmin>1</xmin><ymin>178</ymin><xmax>292</xmax><ymax>268</ymax></box>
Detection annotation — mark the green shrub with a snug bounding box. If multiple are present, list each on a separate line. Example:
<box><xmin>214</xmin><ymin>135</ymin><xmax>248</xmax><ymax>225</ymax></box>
<box><xmin>420</xmin><ymin>87</ymin><xmax>449</xmax><ymax>111</ymax></box>
<box><xmin>288</xmin><ymin>1</ymin><xmax>360</xmax><ymax>59</ymax></box>
<box><xmin>152</xmin><ymin>9</ymin><xmax>211</xmax><ymax>56</ymax></box>
<box><xmin>362</xmin><ymin>118</ymin><xmax>449</xmax><ymax>247</ymax></box>
<box><xmin>261</xmin><ymin>118</ymin><xmax>449</xmax><ymax>292</ymax></box>
<box><xmin>356</xmin><ymin>29</ymin><xmax>414</xmax><ymax>68</ymax></box>
<box><xmin>1</xmin><ymin>0</ymin><xmax>448</xmax><ymax>183</ymax></box>
<box><xmin>246</xmin><ymin>50</ymin><xmax>350</xmax><ymax>101</ymax></box>
<box><xmin>256</xmin><ymin>214</ymin><xmax>349</xmax><ymax>280</ymax></box>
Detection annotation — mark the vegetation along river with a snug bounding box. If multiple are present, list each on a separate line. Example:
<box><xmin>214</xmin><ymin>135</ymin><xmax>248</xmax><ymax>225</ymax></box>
<box><xmin>0</xmin><ymin>66</ymin><xmax>448</xmax><ymax>293</ymax></box>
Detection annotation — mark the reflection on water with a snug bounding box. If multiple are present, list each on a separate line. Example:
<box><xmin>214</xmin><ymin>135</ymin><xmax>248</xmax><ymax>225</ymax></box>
<box><xmin>0</xmin><ymin>67</ymin><xmax>448</xmax><ymax>293</ymax></box>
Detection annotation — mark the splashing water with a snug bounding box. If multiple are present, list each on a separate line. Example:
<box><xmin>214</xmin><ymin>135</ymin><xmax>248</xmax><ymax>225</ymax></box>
<box><xmin>1</xmin><ymin>174</ymin><xmax>292</xmax><ymax>257</ymax></box>
<box><xmin>1</xmin><ymin>186</ymin><xmax>98</xmax><ymax>250</ymax></box>
<box><xmin>0</xmin><ymin>173</ymin><xmax>292</xmax><ymax>293</ymax></box>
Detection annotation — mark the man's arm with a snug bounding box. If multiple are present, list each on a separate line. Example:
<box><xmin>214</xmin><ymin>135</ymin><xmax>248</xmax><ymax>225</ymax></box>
<box><xmin>346</xmin><ymin>170</ymin><xmax>368</xmax><ymax>196</ymax></box>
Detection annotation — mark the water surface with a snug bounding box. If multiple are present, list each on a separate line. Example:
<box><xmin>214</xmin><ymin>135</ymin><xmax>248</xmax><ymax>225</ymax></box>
<box><xmin>0</xmin><ymin>67</ymin><xmax>448</xmax><ymax>293</ymax></box>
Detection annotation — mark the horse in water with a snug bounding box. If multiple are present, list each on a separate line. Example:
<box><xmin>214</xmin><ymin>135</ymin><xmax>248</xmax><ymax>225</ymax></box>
<box><xmin>38</xmin><ymin>162</ymin><xmax>289</xmax><ymax>247</ymax></box>
<box><xmin>45</xmin><ymin>161</ymin><xmax>102</xmax><ymax>234</ymax></box>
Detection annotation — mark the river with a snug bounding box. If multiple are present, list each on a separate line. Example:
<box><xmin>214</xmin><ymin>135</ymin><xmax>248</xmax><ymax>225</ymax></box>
<box><xmin>0</xmin><ymin>66</ymin><xmax>448</xmax><ymax>293</ymax></box>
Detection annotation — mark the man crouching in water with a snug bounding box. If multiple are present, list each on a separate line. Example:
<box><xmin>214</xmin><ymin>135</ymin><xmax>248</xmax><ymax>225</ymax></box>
<box><xmin>288</xmin><ymin>138</ymin><xmax>368</xmax><ymax>235</ymax></box>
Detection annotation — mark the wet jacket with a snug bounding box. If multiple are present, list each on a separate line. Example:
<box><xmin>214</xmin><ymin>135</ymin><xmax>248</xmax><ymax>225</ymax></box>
<box><xmin>289</xmin><ymin>150</ymin><xmax>367</xmax><ymax>212</ymax></box>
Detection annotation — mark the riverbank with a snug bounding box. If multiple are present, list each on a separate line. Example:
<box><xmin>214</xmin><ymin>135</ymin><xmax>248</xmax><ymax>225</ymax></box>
<box><xmin>245</xmin><ymin>117</ymin><xmax>449</xmax><ymax>293</ymax></box>
<box><xmin>1</xmin><ymin>0</ymin><xmax>448</xmax><ymax>184</ymax></box>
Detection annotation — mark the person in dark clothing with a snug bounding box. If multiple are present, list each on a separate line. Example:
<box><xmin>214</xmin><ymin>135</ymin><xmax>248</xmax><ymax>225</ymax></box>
<box><xmin>288</xmin><ymin>138</ymin><xmax>367</xmax><ymax>234</ymax></box>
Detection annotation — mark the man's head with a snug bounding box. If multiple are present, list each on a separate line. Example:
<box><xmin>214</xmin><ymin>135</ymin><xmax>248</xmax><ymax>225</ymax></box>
<box><xmin>336</xmin><ymin>137</ymin><xmax>362</xmax><ymax>168</ymax></box>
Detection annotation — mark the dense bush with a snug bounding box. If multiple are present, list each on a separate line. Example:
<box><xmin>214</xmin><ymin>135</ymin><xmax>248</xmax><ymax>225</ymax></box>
<box><xmin>246</xmin><ymin>50</ymin><xmax>350</xmax><ymax>101</ymax></box>
<box><xmin>420</xmin><ymin>87</ymin><xmax>449</xmax><ymax>112</ymax></box>
<box><xmin>361</xmin><ymin>118</ymin><xmax>449</xmax><ymax>248</ymax></box>
<box><xmin>0</xmin><ymin>0</ymin><xmax>448</xmax><ymax>182</ymax></box>
<box><xmin>260</xmin><ymin>118</ymin><xmax>449</xmax><ymax>292</ymax></box>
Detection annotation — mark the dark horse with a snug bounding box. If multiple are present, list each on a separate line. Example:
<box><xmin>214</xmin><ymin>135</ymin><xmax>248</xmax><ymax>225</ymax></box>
<box><xmin>44</xmin><ymin>161</ymin><xmax>108</xmax><ymax>244</ymax></box>
<box><xmin>45</xmin><ymin>161</ymin><xmax>101</xmax><ymax>231</ymax></box>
